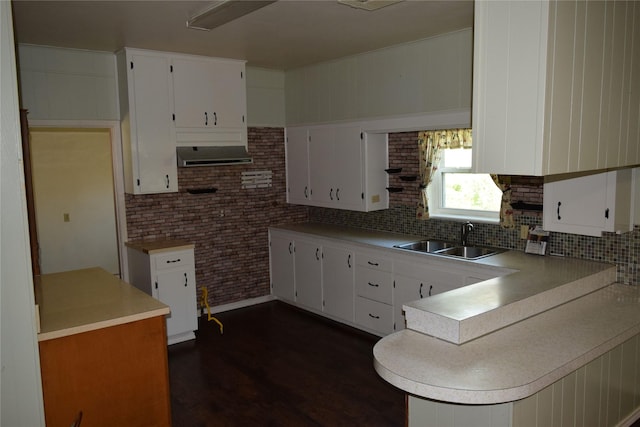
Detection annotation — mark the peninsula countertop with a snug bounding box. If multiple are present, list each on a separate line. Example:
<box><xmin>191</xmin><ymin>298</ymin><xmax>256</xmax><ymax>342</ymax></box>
<box><xmin>270</xmin><ymin>223</ymin><xmax>634</xmax><ymax>405</ymax></box>
<box><xmin>36</xmin><ymin>267</ymin><xmax>170</xmax><ymax>341</ymax></box>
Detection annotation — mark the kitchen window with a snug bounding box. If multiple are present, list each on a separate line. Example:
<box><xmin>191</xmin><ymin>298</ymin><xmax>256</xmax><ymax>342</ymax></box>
<box><xmin>427</xmin><ymin>148</ymin><xmax>502</xmax><ymax>222</ymax></box>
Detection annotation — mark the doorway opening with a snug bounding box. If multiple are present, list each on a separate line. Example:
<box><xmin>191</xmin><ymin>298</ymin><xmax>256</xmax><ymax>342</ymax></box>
<box><xmin>27</xmin><ymin>120</ymin><xmax>128</xmax><ymax>278</ymax></box>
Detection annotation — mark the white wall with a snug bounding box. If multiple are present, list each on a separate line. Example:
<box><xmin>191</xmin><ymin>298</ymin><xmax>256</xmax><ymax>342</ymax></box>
<box><xmin>0</xmin><ymin>3</ymin><xmax>46</xmax><ymax>426</ymax></box>
<box><xmin>18</xmin><ymin>44</ymin><xmax>119</xmax><ymax>121</ymax></box>
<box><xmin>245</xmin><ymin>66</ymin><xmax>285</xmax><ymax>127</ymax></box>
<box><xmin>284</xmin><ymin>28</ymin><xmax>472</xmax><ymax>126</ymax></box>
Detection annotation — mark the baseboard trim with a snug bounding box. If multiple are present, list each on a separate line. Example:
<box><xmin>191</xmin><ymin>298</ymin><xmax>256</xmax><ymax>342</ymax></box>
<box><xmin>200</xmin><ymin>295</ymin><xmax>276</xmax><ymax>316</ymax></box>
<box><xmin>617</xmin><ymin>407</ymin><xmax>640</xmax><ymax>427</ymax></box>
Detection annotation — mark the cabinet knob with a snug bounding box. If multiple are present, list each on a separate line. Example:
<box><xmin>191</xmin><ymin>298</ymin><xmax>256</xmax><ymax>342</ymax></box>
<box><xmin>304</xmin><ymin>186</ymin><xmax>309</xmax><ymax>199</ymax></box>
<box><xmin>419</xmin><ymin>283</ymin><xmax>423</xmax><ymax>298</ymax></box>
<box><xmin>347</xmin><ymin>254</ymin><xmax>352</xmax><ymax>268</ymax></box>
<box><xmin>184</xmin><ymin>272</ymin><xmax>188</xmax><ymax>287</ymax></box>
<box><xmin>315</xmin><ymin>248</ymin><xmax>320</xmax><ymax>260</ymax></box>
<box><xmin>213</xmin><ymin>112</ymin><xmax>217</xmax><ymax>126</ymax></box>
<box><xmin>557</xmin><ymin>201</ymin><xmax>562</xmax><ymax>220</ymax></box>
<box><xmin>336</xmin><ymin>188</ymin><xmax>340</xmax><ymax>201</ymax></box>
<box><xmin>205</xmin><ymin>111</ymin><xmax>208</xmax><ymax>126</ymax></box>
<box><xmin>368</xmin><ymin>313</ymin><xmax>380</xmax><ymax>319</ymax></box>
<box><xmin>329</xmin><ymin>188</ymin><xmax>334</xmax><ymax>200</ymax></box>
<box><xmin>367</xmin><ymin>282</ymin><xmax>379</xmax><ymax>288</ymax></box>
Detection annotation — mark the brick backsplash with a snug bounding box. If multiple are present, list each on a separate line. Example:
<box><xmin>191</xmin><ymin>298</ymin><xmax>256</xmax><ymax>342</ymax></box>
<box><xmin>126</xmin><ymin>128</ymin><xmax>638</xmax><ymax>309</ymax></box>
<box><xmin>125</xmin><ymin>127</ymin><xmax>308</xmax><ymax>307</ymax></box>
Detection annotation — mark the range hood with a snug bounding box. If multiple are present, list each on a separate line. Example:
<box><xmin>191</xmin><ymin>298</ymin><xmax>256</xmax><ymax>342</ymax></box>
<box><xmin>177</xmin><ymin>146</ymin><xmax>253</xmax><ymax>167</ymax></box>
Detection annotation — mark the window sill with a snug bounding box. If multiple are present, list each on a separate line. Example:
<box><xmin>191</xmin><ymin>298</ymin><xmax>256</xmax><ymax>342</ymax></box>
<box><xmin>428</xmin><ymin>213</ymin><xmax>500</xmax><ymax>225</ymax></box>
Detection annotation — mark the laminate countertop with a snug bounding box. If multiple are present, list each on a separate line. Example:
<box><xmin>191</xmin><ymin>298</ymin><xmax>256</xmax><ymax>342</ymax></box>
<box><xmin>270</xmin><ymin>223</ymin><xmax>635</xmax><ymax>404</ymax></box>
<box><xmin>36</xmin><ymin>267</ymin><xmax>170</xmax><ymax>341</ymax></box>
<box><xmin>125</xmin><ymin>239</ymin><xmax>194</xmax><ymax>254</ymax></box>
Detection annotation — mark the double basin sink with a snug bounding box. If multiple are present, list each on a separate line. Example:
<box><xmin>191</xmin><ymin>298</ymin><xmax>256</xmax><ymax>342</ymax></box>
<box><xmin>394</xmin><ymin>240</ymin><xmax>503</xmax><ymax>260</ymax></box>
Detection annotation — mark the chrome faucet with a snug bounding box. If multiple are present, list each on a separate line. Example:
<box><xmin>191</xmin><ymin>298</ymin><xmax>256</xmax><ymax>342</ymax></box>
<box><xmin>461</xmin><ymin>221</ymin><xmax>474</xmax><ymax>246</ymax></box>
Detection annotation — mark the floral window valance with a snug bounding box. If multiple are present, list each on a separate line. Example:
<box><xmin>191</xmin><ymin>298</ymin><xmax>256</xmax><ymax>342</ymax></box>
<box><xmin>415</xmin><ymin>128</ymin><xmax>514</xmax><ymax>229</ymax></box>
<box><xmin>416</xmin><ymin>129</ymin><xmax>472</xmax><ymax>219</ymax></box>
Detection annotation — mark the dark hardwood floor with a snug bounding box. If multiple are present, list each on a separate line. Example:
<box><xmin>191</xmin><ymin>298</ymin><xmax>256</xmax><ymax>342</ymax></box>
<box><xmin>167</xmin><ymin>301</ymin><xmax>405</xmax><ymax>427</ymax></box>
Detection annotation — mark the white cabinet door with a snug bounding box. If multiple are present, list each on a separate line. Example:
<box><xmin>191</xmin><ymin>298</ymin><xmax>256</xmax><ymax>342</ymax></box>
<box><xmin>119</xmin><ymin>50</ymin><xmax>177</xmax><ymax>194</ymax></box>
<box><xmin>155</xmin><ymin>268</ymin><xmax>197</xmax><ymax>339</ymax></box>
<box><xmin>210</xmin><ymin>60</ymin><xmax>246</xmax><ymax>129</ymax></box>
<box><xmin>294</xmin><ymin>239</ymin><xmax>323</xmax><ymax>311</ymax></box>
<box><xmin>393</xmin><ymin>261</ymin><xmax>466</xmax><ymax>332</ymax></box>
<box><xmin>333</xmin><ymin>125</ymin><xmax>364</xmax><ymax>210</ymax></box>
<box><xmin>127</xmin><ymin>244</ymin><xmax>197</xmax><ymax>344</ymax></box>
<box><xmin>543</xmin><ymin>169</ymin><xmax>633</xmax><ymax>237</ymax></box>
<box><xmin>285</xmin><ymin>124</ymin><xmax>387</xmax><ymax>212</ymax></box>
<box><xmin>269</xmin><ymin>232</ymin><xmax>295</xmax><ymax>302</ymax></box>
<box><xmin>394</xmin><ymin>274</ymin><xmax>433</xmax><ymax>332</ymax></box>
<box><xmin>322</xmin><ymin>245</ymin><xmax>354</xmax><ymax>322</ymax></box>
<box><xmin>171</xmin><ymin>57</ymin><xmax>246</xmax><ymax>130</ymax></box>
<box><xmin>308</xmin><ymin>127</ymin><xmax>335</xmax><ymax>205</ymax></box>
<box><xmin>285</xmin><ymin>127</ymin><xmax>311</xmax><ymax>205</ymax></box>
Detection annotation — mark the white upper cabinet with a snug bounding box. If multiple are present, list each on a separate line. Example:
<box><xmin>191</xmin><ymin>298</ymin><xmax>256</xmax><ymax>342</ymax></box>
<box><xmin>543</xmin><ymin>169</ymin><xmax>635</xmax><ymax>237</ymax></box>
<box><xmin>473</xmin><ymin>0</ymin><xmax>640</xmax><ymax>176</ymax></box>
<box><xmin>171</xmin><ymin>56</ymin><xmax>247</xmax><ymax>147</ymax></box>
<box><xmin>117</xmin><ymin>48</ymin><xmax>249</xmax><ymax>193</ymax></box>
<box><xmin>286</xmin><ymin>123</ymin><xmax>388</xmax><ymax>212</ymax></box>
<box><xmin>285</xmin><ymin>127</ymin><xmax>311</xmax><ymax>205</ymax></box>
<box><xmin>117</xmin><ymin>48</ymin><xmax>177</xmax><ymax>194</ymax></box>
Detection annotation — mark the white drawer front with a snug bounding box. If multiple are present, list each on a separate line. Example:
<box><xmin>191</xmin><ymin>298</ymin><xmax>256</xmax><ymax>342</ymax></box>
<box><xmin>153</xmin><ymin>250</ymin><xmax>194</xmax><ymax>271</ymax></box>
<box><xmin>356</xmin><ymin>267</ymin><xmax>393</xmax><ymax>304</ymax></box>
<box><xmin>355</xmin><ymin>297</ymin><xmax>393</xmax><ymax>335</ymax></box>
<box><xmin>355</xmin><ymin>253</ymin><xmax>392</xmax><ymax>272</ymax></box>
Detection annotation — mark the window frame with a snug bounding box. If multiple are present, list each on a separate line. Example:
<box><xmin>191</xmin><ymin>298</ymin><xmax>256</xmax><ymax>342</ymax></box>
<box><xmin>426</xmin><ymin>151</ymin><xmax>500</xmax><ymax>224</ymax></box>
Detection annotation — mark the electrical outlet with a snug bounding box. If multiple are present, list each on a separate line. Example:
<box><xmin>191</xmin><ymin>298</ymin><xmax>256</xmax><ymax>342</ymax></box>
<box><xmin>63</xmin><ymin>213</ymin><xmax>70</xmax><ymax>222</ymax></box>
<box><xmin>520</xmin><ymin>225</ymin><xmax>529</xmax><ymax>239</ymax></box>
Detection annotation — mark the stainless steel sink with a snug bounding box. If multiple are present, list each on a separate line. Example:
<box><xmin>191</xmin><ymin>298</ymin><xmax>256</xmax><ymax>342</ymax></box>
<box><xmin>436</xmin><ymin>246</ymin><xmax>502</xmax><ymax>259</ymax></box>
<box><xmin>394</xmin><ymin>240</ymin><xmax>503</xmax><ymax>259</ymax></box>
<box><xmin>395</xmin><ymin>240</ymin><xmax>455</xmax><ymax>253</ymax></box>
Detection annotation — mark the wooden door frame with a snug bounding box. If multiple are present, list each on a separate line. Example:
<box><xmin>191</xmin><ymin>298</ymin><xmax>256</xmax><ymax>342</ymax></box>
<box><xmin>27</xmin><ymin>120</ymin><xmax>129</xmax><ymax>280</ymax></box>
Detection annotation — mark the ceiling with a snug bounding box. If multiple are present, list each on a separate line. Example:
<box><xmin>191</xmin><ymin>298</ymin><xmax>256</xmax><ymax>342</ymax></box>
<box><xmin>11</xmin><ymin>0</ymin><xmax>473</xmax><ymax>70</ymax></box>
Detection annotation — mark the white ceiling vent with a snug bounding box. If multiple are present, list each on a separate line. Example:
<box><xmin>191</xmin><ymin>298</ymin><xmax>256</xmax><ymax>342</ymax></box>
<box><xmin>337</xmin><ymin>0</ymin><xmax>403</xmax><ymax>11</ymax></box>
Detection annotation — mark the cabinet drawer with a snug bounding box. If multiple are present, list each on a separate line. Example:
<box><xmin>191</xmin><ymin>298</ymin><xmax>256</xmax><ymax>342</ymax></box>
<box><xmin>355</xmin><ymin>268</ymin><xmax>393</xmax><ymax>304</ymax></box>
<box><xmin>153</xmin><ymin>250</ymin><xmax>194</xmax><ymax>271</ymax></box>
<box><xmin>355</xmin><ymin>253</ymin><xmax>392</xmax><ymax>272</ymax></box>
<box><xmin>355</xmin><ymin>297</ymin><xmax>393</xmax><ymax>336</ymax></box>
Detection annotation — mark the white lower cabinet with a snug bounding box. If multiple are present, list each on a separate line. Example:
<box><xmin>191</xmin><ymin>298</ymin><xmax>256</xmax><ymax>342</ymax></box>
<box><xmin>355</xmin><ymin>251</ymin><xmax>394</xmax><ymax>335</ymax></box>
<box><xmin>269</xmin><ymin>232</ymin><xmax>296</xmax><ymax>302</ymax></box>
<box><xmin>294</xmin><ymin>238</ymin><xmax>323</xmax><ymax>311</ymax></box>
<box><xmin>269</xmin><ymin>227</ymin><xmax>504</xmax><ymax>337</ymax></box>
<box><xmin>126</xmin><ymin>243</ymin><xmax>198</xmax><ymax>345</ymax></box>
<box><xmin>321</xmin><ymin>244</ymin><xmax>354</xmax><ymax>322</ymax></box>
<box><xmin>393</xmin><ymin>260</ymin><xmax>466</xmax><ymax>332</ymax></box>
<box><xmin>355</xmin><ymin>297</ymin><xmax>394</xmax><ymax>336</ymax></box>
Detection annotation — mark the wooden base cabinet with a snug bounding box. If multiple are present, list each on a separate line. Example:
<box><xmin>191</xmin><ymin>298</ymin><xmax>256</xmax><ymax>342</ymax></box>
<box><xmin>127</xmin><ymin>243</ymin><xmax>198</xmax><ymax>345</ymax></box>
<box><xmin>39</xmin><ymin>316</ymin><xmax>171</xmax><ymax>427</ymax></box>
